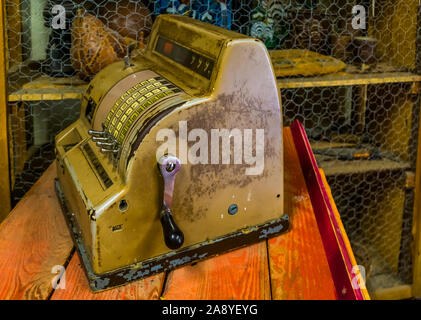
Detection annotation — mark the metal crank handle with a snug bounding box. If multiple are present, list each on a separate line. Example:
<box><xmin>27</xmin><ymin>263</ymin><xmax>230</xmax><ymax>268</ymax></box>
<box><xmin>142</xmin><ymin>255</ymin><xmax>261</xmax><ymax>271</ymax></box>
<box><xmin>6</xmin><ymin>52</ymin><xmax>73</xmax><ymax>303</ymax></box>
<box><xmin>158</xmin><ymin>154</ymin><xmax>184</xmax><ymax>250</ymax></box>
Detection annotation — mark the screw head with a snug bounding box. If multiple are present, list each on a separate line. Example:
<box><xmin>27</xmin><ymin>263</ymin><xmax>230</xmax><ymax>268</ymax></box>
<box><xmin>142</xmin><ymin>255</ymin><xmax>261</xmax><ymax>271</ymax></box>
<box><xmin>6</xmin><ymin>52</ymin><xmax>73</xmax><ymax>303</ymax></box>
<box><xmin>228</xmin><ymin>204</ymin><xmax>238</xmax><ymax>215</ymax></box>
<box><xmin>166</xmin><ymin>162</ymin><xmax>176</xmax><ymax>172</ymax></box>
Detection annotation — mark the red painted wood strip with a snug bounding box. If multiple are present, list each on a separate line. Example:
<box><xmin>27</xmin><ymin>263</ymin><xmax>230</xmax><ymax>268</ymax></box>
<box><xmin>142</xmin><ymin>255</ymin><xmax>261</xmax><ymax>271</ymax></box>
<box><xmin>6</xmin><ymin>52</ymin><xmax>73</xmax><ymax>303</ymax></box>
<box><xmin>50</xmin><ymin>253</ymin><xmax>165</xmax><ymax>300</ymax></box>
<box><xmin>319</xmin><ymin>169</ymin><xmax>371</xmax><ymax>300</ymax></box>
<box><xmin>0</xmin><ymin>163</ymin><xmax>74</xmax><ymax>300</ymax></box>
<box><xmin>290</xmin><ymin>120</ymin><xmax>364</xmax><ymax>300</ymax></box>
<box><xmin>268</xmin><ymin>127</ymin><xmax>337</xmax><ymax>300</ymax></box>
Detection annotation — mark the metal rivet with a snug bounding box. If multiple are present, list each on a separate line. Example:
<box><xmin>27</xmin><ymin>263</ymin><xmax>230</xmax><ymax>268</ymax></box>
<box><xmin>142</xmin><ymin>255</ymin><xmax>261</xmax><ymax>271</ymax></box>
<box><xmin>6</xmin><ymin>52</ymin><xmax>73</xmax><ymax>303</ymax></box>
<box><xmin>228</xmin><ymin>204</ymin><xmax>238</xmax><ymax>215</ymax></box>
<box><xmin>166</xmin><ymin>162</ymin><xmax>176</xmax><ymax>172</ymax></box>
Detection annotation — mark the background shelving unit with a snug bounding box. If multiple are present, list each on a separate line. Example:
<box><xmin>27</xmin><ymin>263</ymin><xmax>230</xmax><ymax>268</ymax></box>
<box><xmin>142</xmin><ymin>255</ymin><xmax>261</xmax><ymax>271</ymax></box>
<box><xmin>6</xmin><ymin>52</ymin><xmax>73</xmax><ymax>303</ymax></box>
<box><xmin>274</xmin><ymin>0</ymin><xmax>421</xmax><ymax>299</ymax></box>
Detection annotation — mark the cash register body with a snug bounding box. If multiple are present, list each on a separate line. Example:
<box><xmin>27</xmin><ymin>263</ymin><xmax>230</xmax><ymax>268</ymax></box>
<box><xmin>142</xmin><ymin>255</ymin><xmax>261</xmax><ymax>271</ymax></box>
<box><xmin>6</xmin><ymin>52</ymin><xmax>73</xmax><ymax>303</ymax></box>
<box><xmin>55</xmin><ymin>15</ymin><xmax>288</xmax><ymax>291</ymax></box>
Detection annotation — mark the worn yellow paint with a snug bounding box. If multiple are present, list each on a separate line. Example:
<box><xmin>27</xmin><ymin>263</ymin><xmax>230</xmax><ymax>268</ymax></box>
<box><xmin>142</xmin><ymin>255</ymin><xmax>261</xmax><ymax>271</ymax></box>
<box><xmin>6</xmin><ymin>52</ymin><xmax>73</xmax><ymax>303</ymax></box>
<box><xmin>8</xmin><ymin>75</ymin><xmax>88</xmax><ymax>102</ymax></box>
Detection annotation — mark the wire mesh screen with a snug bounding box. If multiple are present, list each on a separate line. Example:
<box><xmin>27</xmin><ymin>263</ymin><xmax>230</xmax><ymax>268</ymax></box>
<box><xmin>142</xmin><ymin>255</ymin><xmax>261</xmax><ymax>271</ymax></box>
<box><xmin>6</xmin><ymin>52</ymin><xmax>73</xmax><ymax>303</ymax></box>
<box><xmin>282</xmin><ymin>83</ymin><xmax>419</xmax><ymax>292</ymax></box>
<box><xmin>4</xmin><ymin>0</ymin><xmax>420</xmax><ymax>297</ymax></box>
<box><xmin>8</xmin><ymin>100</ymin><xmax>80</xmax><ymax>205</ymax></box>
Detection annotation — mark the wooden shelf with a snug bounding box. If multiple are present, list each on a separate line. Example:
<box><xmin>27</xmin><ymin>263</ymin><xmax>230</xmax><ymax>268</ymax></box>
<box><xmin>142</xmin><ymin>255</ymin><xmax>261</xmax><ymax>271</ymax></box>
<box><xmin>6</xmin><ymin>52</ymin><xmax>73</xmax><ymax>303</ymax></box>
<box><xmin>13</xmin><ymin>71</ymin><xmax>419</xmax><ymax>100</ymax></box>
<box><xmin>8</xmin><ymin>75</ymin><xmax>88</xmax><ymax>102</ymax></box>
<box><xmin>277</xmin><ymin>70</ymin><xmax>421</xmax><ymax>89</ymax></box>
<box><xmin>317</xmin><ymin>158</ymin><xmax>411</xmax><ymax>176</ymax></box>
<box><xmin>7</xmin><ymin>62</ymin><xmax>421</xmax><ymax>102</ymax></box>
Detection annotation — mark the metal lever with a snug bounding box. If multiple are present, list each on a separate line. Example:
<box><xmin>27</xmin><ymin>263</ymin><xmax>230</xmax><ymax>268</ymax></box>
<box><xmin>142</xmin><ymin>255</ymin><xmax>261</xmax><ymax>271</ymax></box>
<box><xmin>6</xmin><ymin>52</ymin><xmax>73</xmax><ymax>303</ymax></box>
<box><xmin>124</xmin><ymin>42</ymin><xmax>137</xmax><ymax>69</ymax></box>
<box><xmin>88</xmin><ymin>129</ymin><xmax>106</xmax><ymax>137</ymax></box>
<box><xmin>100</xmin><ymin>147</ymin><xmax>120</xmax><ymax>154</ymax></box>
<box><xmin>158</xmin><ymin>154</ymin><xmax>184</xmax><ymax>250</ymax></box>
<box><xmin>92</xmin><ymin>136</ymin><xmax>111</xmax><ymax>142</ymax></box>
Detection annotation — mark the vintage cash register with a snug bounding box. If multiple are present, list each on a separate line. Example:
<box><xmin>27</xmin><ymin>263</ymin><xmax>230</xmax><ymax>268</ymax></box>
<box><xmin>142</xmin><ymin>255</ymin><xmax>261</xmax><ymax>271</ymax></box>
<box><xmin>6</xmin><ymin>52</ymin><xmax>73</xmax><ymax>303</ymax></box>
<box><xmin>55</xmin><ymin>14</ymin><xmax>289</xmax><ymax>291</ymax></box>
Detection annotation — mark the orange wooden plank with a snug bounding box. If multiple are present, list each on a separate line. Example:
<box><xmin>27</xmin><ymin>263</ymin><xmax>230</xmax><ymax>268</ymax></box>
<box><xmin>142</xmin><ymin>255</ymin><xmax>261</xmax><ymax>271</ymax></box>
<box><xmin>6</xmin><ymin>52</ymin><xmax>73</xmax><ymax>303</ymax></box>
<box><xmin>268</xmin><ymin>127</ymin><xmax>337</xmax><ymax>300</ymax></box>
<box><xmin>162</xmin><ymin>242</ymin><xmax>271</xmax><ymax>300</ymax></box>
<box><xmin>0</xmin><ymin>127</ymin><xmax>345</xmax><ymax>300</ymax></box>
<box><xmin>0</xmin><ymin>163</ymin><xmax>74</xmax><ymax>299</ymax></box>
<box><xmin>50</xmin><ymin>254</ymin><xmax>165</xmax><ymax>300</ymax></box>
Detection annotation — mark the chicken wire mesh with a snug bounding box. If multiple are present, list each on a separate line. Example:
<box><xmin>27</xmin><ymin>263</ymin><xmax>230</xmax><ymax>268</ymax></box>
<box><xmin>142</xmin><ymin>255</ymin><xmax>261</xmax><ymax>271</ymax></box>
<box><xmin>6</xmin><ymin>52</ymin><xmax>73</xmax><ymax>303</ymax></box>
<box><xmin>4</xmin><ymin>0</ymin><xmax>421</xmax><ymax>296</ymax></box>
<box><xmin>283</xmin><ymin>82</ymin><xmax>420</xmax><ymax>292</ymax></box>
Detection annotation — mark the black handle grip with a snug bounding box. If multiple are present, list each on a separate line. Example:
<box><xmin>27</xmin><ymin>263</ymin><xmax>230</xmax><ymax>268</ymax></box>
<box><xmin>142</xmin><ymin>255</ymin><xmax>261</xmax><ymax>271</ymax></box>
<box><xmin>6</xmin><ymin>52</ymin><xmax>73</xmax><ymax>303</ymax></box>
<box><xmin>160</xmin><ymin>206</ymin><xmax>184</xmax><ymax>250</ymax></box>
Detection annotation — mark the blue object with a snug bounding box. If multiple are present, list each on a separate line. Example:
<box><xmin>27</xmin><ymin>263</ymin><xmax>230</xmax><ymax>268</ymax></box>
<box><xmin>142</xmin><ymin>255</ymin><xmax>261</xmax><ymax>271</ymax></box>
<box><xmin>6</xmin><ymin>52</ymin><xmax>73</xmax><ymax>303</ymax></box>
<box><xmin>154</xmin><ymin>0</ymin><xmax>232</xmax><ymax>29</ymax></box>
